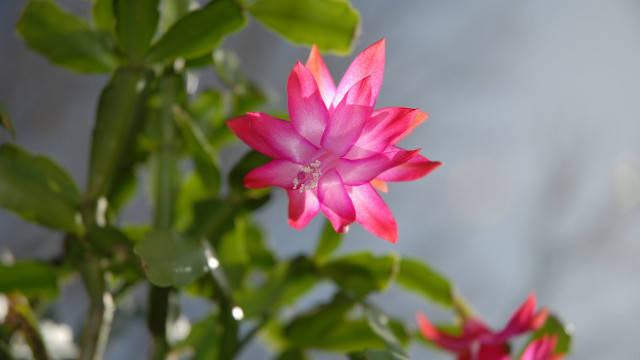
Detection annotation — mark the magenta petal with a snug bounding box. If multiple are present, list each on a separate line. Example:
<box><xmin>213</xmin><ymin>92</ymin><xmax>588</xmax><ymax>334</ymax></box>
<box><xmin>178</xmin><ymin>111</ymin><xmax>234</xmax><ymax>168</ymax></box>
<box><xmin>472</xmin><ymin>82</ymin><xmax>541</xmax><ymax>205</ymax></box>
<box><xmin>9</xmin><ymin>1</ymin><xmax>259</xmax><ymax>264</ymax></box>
<box><xmin>287</xmin><ymin>189</ymin><xmax>320</xmax><ymax>229</ymax></box>
<box><xmin>317</xmin><ymin>170</ymin><xmax>355</xmax><ymax>233</ymax></box>
<box><xmin>417</xmin><ymin>312</ymin><xmax>475</xmax><ymax>352</ymax></box>
<box><xmin>305</xmin><ymin>45</ymin><xmax>336</xmax><ymax>108</ymax></box>
<box><xmin>245</xmin><ymin>159</ymin><xmax>301</xmax><ymax>189</ymax></box>
<box><xmin>288</xmin><ymin>62</ymin><xmax>330</xmax><ymax>147</ymax></box>
<box><xmin>345</xmin><ymin>107</ymin><xmax>419</xmax><ymax>159</ymax></box>
<box><xmin>493</xmin><ymin>294</ymin><xmax>542</xmax><ymax>342</ymax></box>
<box><xmin>392</xmin><ymin>110</ymin><xmax>429</xmax><ymax>145</ymax></box>
<box><xmin>377</xmin><ymin>150</ymin><xmax>442</xmax><ymax>182</ymax></box>
<box><xmin>521</xmin><ymin>335</ymin><xmax>559</xmax><ymax>360</ymax></box>
<box><xmin>246</xmin><ymin>112</ymin><xmax>319</xmax><ymax>164</ymax></box>
<box><xmin>477</xmin><ymin>344</ymin><xmax>510</xmax><ymax>360</ymax></box>
<box><xmin>333</xmin><ymin>38</ymin><xmax>385</xmax><ymax>108</ymax></box>
<box><xmin>348</xmin><ymin>184</ymin><xmax>398</xmax><ymax>243</ymax></box>
<box><xmin>337</xmin><ymin>149</ymin><xmax>419</xmax><ymax>186</ymax></box>
<box><xmin>227</xmin><ymin>114</ymin><xmax>281</xmax><ymax>159</ymax></box>
<box><xmin>321</xmin><ymin>77</ymin><xmax>373</xmax><ymax>156</ymax></box>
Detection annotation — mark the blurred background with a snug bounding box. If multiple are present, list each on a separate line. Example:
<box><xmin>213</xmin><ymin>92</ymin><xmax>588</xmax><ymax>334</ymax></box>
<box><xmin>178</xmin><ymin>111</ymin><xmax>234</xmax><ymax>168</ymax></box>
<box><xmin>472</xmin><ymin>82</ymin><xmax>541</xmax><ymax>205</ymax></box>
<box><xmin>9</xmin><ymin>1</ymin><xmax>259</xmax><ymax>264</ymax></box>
<box><xmin>2</xmin><ymin>0</ymin><xmax>640</xmax><ymax>358</ymax></box>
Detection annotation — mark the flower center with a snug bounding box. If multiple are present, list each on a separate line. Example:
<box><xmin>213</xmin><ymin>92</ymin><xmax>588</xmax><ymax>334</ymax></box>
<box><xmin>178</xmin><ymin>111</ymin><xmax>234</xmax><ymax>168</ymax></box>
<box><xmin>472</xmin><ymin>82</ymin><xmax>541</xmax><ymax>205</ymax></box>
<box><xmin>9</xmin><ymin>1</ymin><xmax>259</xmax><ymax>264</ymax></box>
<box><xmin>292</xmin><ymin>151</ymin><xmax>337</xmax><ymax>193</ymax></box>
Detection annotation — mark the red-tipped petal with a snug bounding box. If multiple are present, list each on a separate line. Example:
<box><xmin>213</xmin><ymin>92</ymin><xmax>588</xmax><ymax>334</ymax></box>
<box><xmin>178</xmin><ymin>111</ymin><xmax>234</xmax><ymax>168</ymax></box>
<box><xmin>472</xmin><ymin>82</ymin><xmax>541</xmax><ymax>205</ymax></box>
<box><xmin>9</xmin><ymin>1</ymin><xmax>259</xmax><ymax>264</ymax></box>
<box><xmin>288</xmin><ymin>61</ymin><xmax>329</xmax><ymax>147</ymax></box>
<box><xmin>348</xmin><ymin>184</ymin><xmax>397</xmax><ymax>242</ymax></box>
<box><xmin>246</xmin><ymin>112</ymin><xmax>319</xmax><ymax>164</ymax></box>
<box><xmin>493</xmin><ymin>293</ymin><xmax>539</xmax><ymax>342</ymax></box>
<box><xmin>417</xmin><ymin>312</ymin><xmax>475</xmax><ymax>351</ymax></box>
<box><xmin>337</xmin><ymin>149</ymin><xmax>419</xmax><ymax>186</ymax></box>
<box><xmin>377</xmin><ymin>151</ymin><xmax>442</xmax><ymax>182</ymax></box>
<box><xmin>345</xmin><ymin>107</ymin><xmax>419</xmax><ymax>159</ymax></box>
<box><xmin>321</xmin><ymin>77</ymin><xmax>373</xmax><ymax>156</ymax></box>
<box><xmin>227</xmin><ymin>114</ymin><xmax>281</xmax><ymax>159</ymax></box>
<box><xmin>392</xmin><ymin>110</ymin><xmax>429</xmax><ymax>145</ymax></box>
<box><xmin>244</xmin><ymin>159</ymin><xmax>301</xmax><ymax>189</ymax></box>
<box><xmin>333</xmin><ymin>38</ymin><xmax>385</xmax><ymax>108</ymax></box>
<box><xmin>318</xmin><ymin>170</ymin><xmax>356</xmax><ymax>233</ymax></box>
<box><xmin>305</xmin><ymin>45</ymin><xmax>336</xmax><ymax>108</ymax></box>
<box><xmin>287</xmin><ymin>189</ymin><xmax>320</xmax><ymax>229</ymax></box>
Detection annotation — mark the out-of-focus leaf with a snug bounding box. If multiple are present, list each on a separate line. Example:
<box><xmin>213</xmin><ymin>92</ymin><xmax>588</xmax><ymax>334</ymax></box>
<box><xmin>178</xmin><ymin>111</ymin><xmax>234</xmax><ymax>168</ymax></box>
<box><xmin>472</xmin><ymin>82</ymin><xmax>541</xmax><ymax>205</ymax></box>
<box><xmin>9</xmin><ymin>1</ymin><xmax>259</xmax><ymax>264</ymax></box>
<box><xmin>284</xmin><ymin>294</ymin><xmax>353</xmax><ymax>344</ymax></box>
<box><xmin>217</xmin><ymin>217</ymin><xmax>250</xmax><ymax>290</ymax></box>
<box><xmin>134</xmin><ymin>229</ymin><xmax>208</xmax><ymax>287</ymax></box>
<box><xmin>146</xmin><ymin>0</ymin><xmax>246</xmax><ymax>63</ymax></box>
<box><xmin>212</xmin><ymin>49</ymin><xmax>245</xmax><ymax>87</ymax></box>
<box><xmin>277</xmin><ymin>349</ymin><xmax>309</xmax><ymax>360</ymax></box>
<box><xmin>173</xmin><ymin>106</ymin><xmax>221</xmax><ymax>194</ymax></box>
<box><xmin>246</xmin><ymin>223</ymin><xmax>275</xmax><ymax>270</ymax></box>
<box><xmin>86</xmin><ymin>225</ymin><xmax>133</xmax><ymax>254</ymax></box>
<box><xmin>314</xmin><ymin>219</ymin><xmax>342</xmax><ymax>264</ymax></box>
<box><xmin>236</xmin><ymin>256</ymin><xmax>315</xmax><ymax>318</ymax></box>
<box><xmin>0</xmin><ymin>144</ymin><xmax>81</xmax><ymax>232</ymax></box>
<box><xmin>178</xmin><ymin>312</ymin><xmax>221</xmax><ymax>360</ymax></box>
<box><xmin>92</xmin><ymin>0</ymin><xmax>114</xmax><ymax>31</ymax></box>
<box><xmin>0</xmin><ymin>104</ymin><xmax>15</xmax><ymax>139</ymax></box>
<box><xmin>395</xmin><ymin>258</ymin><xmax>453</xmax><ymax>308</ymax></box>
<box><xmin>189</xmin><ymin>89</ymin><xmax>225</xmax><ymax>131</ymax></box>
<box><xmin>114</xmin><ymin>0</ymin><xmax>160</xmax><ymax>61</ymax></box>
<box><xmin>175</xmin><ymin>173</ymin><xmax>210</xmax><ymax>231</ymax></box>
<box><xmin>248</xmin><ymin>0</ymin><xmax>360</xmax><ymax>54</ymax></box>
<box><xmin>87</xmin><ymin>68</ymin><xmax>147</xmax><ymax>200</ymax></box>
<box><xmin>158</xmin><ymin>0</ymin><xmax>191</xmax><ymax>31</ymax></box>
<box><xmin>0</xmin><ymin>261</ymin><xmax>57</xmax><ymax>298</ymax></box>
<box><xmin>233</xmin><ymin>82</ymin><xmax>266</xmax><ymax>115</ymax></box>
<box><xmin>365</xmin><ymin>308</ymin><xmax>407</xmax><ymax>356</ymax></box>
<box><xmin>16</xmin><ymin>0</ymin><xmax>118</xmax><ymax>73</ymax></box>
<box><xmin>527</xmin><ymin>314</ymin><xmax>572</xmax><ymax>355</ymax></box>
<box><xmin>188</xmin><ymin>198</ymin><xmax>237</xmax><ymax>244</ymax></box>
<box><xmin>320</xmin><ymin>253</ymin><xmax>399</xmax><ymax>297</ymax></box>
<box><xmin>349</xmin><ymin>349</ymin><xmax>409</xmax><ymax>360</ymax></box>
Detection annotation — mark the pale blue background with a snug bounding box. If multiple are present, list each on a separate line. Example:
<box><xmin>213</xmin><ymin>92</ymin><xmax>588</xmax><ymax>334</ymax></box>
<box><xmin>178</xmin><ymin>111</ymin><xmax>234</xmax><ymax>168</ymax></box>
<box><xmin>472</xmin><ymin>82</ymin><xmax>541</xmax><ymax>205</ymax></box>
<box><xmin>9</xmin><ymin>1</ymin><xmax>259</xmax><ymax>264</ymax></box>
<box><xmin>2</xmin><ymin>0</ymin><xmax>640</xmax><ymax>359</ymax></box>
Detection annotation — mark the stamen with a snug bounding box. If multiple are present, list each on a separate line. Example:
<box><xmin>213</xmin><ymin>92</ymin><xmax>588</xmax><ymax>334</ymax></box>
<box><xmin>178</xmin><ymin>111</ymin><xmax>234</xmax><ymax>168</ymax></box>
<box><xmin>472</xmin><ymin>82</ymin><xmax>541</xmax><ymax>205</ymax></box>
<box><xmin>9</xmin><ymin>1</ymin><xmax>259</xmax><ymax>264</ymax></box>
<box><xmin>292</xmin><ymin>153</ymin><xmax>337</xmax><ymax>192</ymax></box>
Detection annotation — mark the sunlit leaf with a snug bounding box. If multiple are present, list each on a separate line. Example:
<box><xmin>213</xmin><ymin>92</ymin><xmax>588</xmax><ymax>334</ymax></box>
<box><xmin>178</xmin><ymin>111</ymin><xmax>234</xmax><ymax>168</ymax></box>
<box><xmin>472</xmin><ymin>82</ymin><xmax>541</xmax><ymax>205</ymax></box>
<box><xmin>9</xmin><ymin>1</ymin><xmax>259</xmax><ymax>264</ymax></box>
<box><xmin>395</xmin><ymin>258</ymin><xmax>453</xmax><ymax>308</ymax></box>
<box><xmin>92</xmin><ymin>0</ymin><xmax>114</xmax><ymax>32</ymax></box>
<box><xmin>16</xmin><ymin>0</ymin><xmax>118</xmax><ymax>73</ymax></box>
<box><xmin>146</xmin><ymin>0</ymin><xmax>246</xmax><ymax>63</ymax></box>
<box><xmin>248</xmin><ymin>0</ymin><xmax>360</xmax><ymax>54</ymax></box>
<box><xmin>365</xmin><ymin>308</ymin><xmax>407</xmax><ymax>356</ymax></box>
<box><xmin>158</xmin><ymin>0</ymin><xmax>191</xmax><ymax>31</ymax></box>
<box><xmin>134</xmin><ymin>229</ymin><xmax>208</xmax><ymax>287</ymax></box>
<box><xmin>0</xmin><ymin>144</ymin><xmax>81</xmax><ymax>232</ymax></box>
<box><xmin>114</xmin><ymin>0</ymin><xmax>160</xmax><ymax>61</ymax></box>
<box><xmin>320</xmin><ymin>252</ymin><xmax>399</xmax><ymax>297</ymax></box>
<box><xmin>0</xmin><ymin>261</ymin><xmax>57</xmax><ymax>298</ymax></box>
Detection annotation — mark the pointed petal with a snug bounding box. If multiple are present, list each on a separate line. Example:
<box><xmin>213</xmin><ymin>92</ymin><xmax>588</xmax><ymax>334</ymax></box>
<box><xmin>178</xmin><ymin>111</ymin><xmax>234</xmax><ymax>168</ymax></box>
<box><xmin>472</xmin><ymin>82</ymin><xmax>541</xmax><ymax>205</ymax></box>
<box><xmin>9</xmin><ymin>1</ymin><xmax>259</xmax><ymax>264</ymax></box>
<box><xmin>321</xmin><ymin>77</ymin><xmax>373</xmax><ymax>156</ymax></box>
<box><xmin>333</xmin><ymin>38</ymin><xmax>385</xmax><ymax>108</ymax></box>
<box><xmin>345</xmin><ymin>107</ymin><xmax>419</xmax><ymax>159</ymax></box>
<box><xmin>477</xmin><ymin>344</ymin><xmax>510</xmax><ymax>360</ymax></box>
<box><xmin>392</xmin><ymin>110</ymin><xmax>429</xmax><ymax>145</ymax></box>
<box><xmin>305</xmin><ymin>45</ymin><xmax>336</xmax><ymax>108</ymax></box>
<box><xmin>370</xmin><ymin>179</ymin><xmax>388</xmax><ymax>193</ymax></box>
<box><xmin>288</xmin><ymin>61</ymin><xmax>330</xmax><ymax>147</ymax></box>
<box><xmin>348</xmin><ymin>184</ymin><xmax>397</xmax><ymax>243</ymax></box>
<box><xmin>493</xmin><ymin>293</ymin><xmax>544</xmax><ymax>342</ymax></box>
<box><xmin>377</xmin><ymin>150</ymin><xmax>442</xmax><ymax>182</ymax></box>
<box><xmin>287</xmin><ymin>189</ymin><xmax>320</xmax><ymax>229</ymax></box>
<box><xmin>417</xmin><ymin>312</ymin><xmax>475</xmax><ymax>352</ymax></box>
<box><xmin>337</xmin><ymin>149</ymin><xmax>419</xmax><ymax>186</ymax></box>
<box><xmin>245</xmin><ymin>159</ymin><xmax>300</xmax><ymax>189</ymax></box>
<box><xmin>227</xmin><ymin>114</ymin><xmax>281</xmax><ymax>159</ymax></box>
<box><xmin>245</xmin><ymin>112</ymin><xmax>319</xmax><ymax>164</ymax></box>
<box><xmin>317</xmin><ymin>170</ymin><xmax>355</xmax><ymax>233</ymax></box>
<box><xmin>521</xmin><ymin>335</ymin><xmax>559</xmax><ymax>360</ymax></box>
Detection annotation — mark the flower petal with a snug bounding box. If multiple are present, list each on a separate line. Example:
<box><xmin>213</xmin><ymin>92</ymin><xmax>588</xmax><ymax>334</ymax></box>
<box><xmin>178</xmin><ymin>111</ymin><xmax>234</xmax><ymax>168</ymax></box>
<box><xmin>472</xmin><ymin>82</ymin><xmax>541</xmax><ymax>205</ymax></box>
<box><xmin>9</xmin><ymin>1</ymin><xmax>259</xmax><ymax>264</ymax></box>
<box><xmin>318</xmin><ymin>170</ymin><xmax>355</xmax><ymax>233</ymax></box>
<box><xmin>493</xmin><ymin>293</ymin><xmax>548</xmax><ymax>343</ymax></box>
<box><xmin>376</xmin><ymin>151</ymin><xmax>442</xmax><ymax>182</ymax></box>
<box><xmin>245</xmin><ymin>112</ymin><xmax>319</xmax><ymax>164</ymax></box>
<box><xmin>287</xmin><ymin>189</ymin><xmax>320</xmax><ymax>229</ymax></box>
<box><xmin>392</xmin><ymin>110</ymin><xmax>429</xmax><ymax>145</ymax></box>
<box><xmin>288</xmin><ymin>61</ymin><xmax>330</xmax><ymax>147</ymax></box>
<box><xmin>345</xmin><ymin>107</ymin><xmax>419</xmax><ymax>159</ymax></box>
<box><xmin>337</xmin><ymin>149</ymin><xmax>419</xmax><ymax>186</ymax></box>
<box><xmin>477</xmin><ymin>344</ymin><xmax>510</xmax><ymax>360</ymax></box>
<box><xmin>245</xmin><ymin>159</ymin><xmax>301</xmax><ymax>189</ymax></box>
<box><xmin>333</xmin><ymin>38</ymin><xmax>385</xmax><ymax>108</ymax></box>
<box><xmin>370</xmin><ymin>179</ymin><xmax>388</xmax><ymax>193</ymax></box>
<box><xmin>227</xmin><ymin>114</ymin><xmax>281</xmax><ymax>159</ymax></box>
<box><xmin>521</xmin><ymin>335</ymin><xmax>561</xmax><ymax>360</ymax></box>
<box><xmin>321</xmin><ymin>77</ymin><xmax>373</xmax><ymax>156</ymax></box>
<box><xmin>305</xmin><ymin>45</ymin><xmax>336</xmax><ymax>108</ymax></box>
<box><xmin>348</xmin><ymin>184</ymin><xmax>397</xmax><ymax>243</ymax></box>
<box><xmin>417</xmin><ymin>312</ymin><xmax>475</xmax><ymax>352</ymax></box>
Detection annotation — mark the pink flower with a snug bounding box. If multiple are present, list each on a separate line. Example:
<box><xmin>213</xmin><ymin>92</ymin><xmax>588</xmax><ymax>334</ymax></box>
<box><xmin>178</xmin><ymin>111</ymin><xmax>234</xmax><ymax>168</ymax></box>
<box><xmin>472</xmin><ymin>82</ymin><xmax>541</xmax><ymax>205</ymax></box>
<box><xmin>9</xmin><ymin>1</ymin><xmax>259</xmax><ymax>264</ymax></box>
<box><xmin>520</xmin><ymin>335</ymin><xmax>563</xmax><ymax>360</ymax></box>
<box><xmin>227</xmin><ymin>39</ymin><xmax>440</xmax><ymax>242</ymax></box>
<box><xmin>417</xmin><ymin>293</ymin><xmax>549</xmax><ymax>360</ymax></box>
